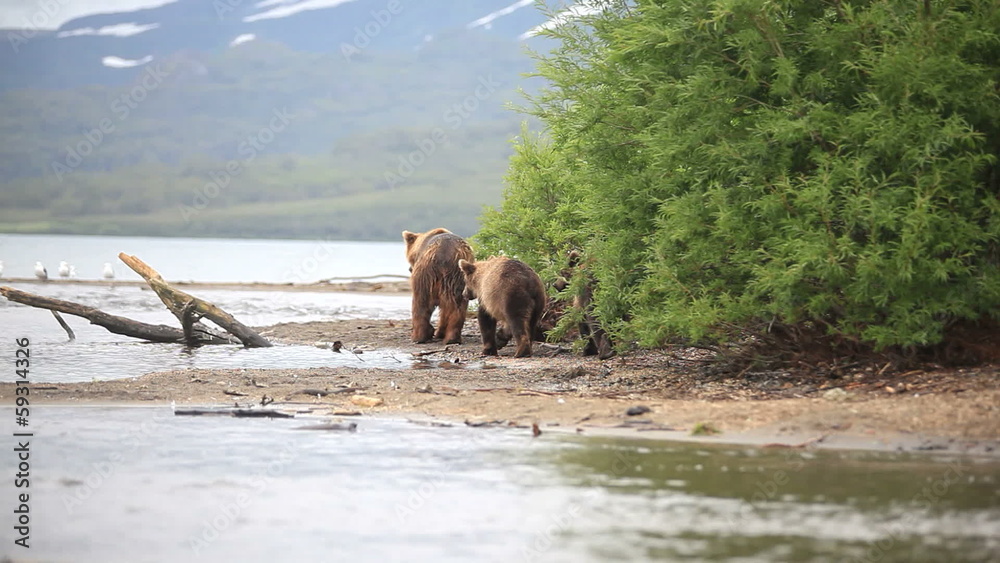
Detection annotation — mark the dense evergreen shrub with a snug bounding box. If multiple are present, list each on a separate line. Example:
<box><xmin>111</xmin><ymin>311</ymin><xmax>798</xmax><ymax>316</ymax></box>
<box><xmin>477</xmin><ymin>0</ymin><xmax>1000</xmax><ymax>352</ymax></box>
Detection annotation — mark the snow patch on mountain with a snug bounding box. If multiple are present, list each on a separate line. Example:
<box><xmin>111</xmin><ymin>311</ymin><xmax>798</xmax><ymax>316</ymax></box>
<box><xmin>102</xmin><ymin>54</ymin><xmax>154</xmax><ymax>68</ymax></box>
<box><xmin>58</xmin><ymin>22</ymin><xmax>160</xmax><ymax>38</ymax></box>
<box><xmin>468</xmin><ymin>0</ymin><xmax>533</xmax><ymax>30</ymax></box>
<box><xmin>230</xmin><ymin>33</ymin><xmax>257</xmax><ymax>46</ymax></box>
<box><xmin>244</xmin><ymin>0</ymin><xmax>359</xmax><ymax>23</ymax></box>
<box><xmin>0</xmin><ymin>0</ymin><xmax>177</xmax><ymax>30</ymax></box>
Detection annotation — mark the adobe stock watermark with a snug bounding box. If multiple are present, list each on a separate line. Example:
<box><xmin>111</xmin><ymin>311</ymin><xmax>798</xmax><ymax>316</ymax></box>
<box><xmin>725</xmin><ymin>449</ymin><xmax>808</xmax><ymax>531</ymax></box>
<box><xmin>521</xmin><ymin>448</ymin><xmax>639</xmax><ymax>561</ymax></box>
<box><xmin>851</xmin><ymin>460</ymin><xmax>968</xmax><ymax>563</ymax></box>
<box><xmin>382</xmin><ymin>74</ymin><xmax>502</xmax><ymax>189</ymax></box>
<box><xmin>7</xmin><ymin>0</ymin><xmax>70</xmax><ymax>53</ymax></box>
<box><xmin>393</xmin><ymin>430</ymin><xmax>495</xmax><ymax>524</ymax></box>
<box><xmin>394</xmin><ymin>467</ymin><xmax>451</xmax><ymax>523</ymax></box>
<box><xmin>51</xmin><ymin>62</ymin><xmax>171</xmax><ymax>182</ymax></box>
<box><xmin>281</xmin><ymin>237</ymin><xmax>343</xmax><ymax>284</ymax></box>
<box><xmin>188</xmin><ymin>442</ymin><xmax>297</xmax><ymax>556</ymax></box>
<box><xmin>61</xmin><ymin>411</ymin><xmax>171</xmax><ymax>514</ymax></box>
<box><xmin>179</xmin><ymin>107</ymin><xmax>295</xmax><ymax>223</ymax></box>
<box><xmin>340</xmin><ymin>0</ymin><xmax>403</xmax><ymax>61</ymax></box>
<box><xmin>212</xmin><ymin>0</ymin><xmax>247</xmax><ymax>20</ymax></box>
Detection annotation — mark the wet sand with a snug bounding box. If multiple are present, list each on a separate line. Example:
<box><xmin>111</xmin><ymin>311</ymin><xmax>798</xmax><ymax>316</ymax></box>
<box><xmin>5</xmin><ymin>318</ymin><xmax>998</xmax><ymax>458</ymax></box>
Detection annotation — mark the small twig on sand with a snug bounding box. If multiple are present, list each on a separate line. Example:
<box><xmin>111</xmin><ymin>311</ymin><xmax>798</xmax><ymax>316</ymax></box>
<box><xmin>516</xmin><ymin>389</ymin><xmax>570</xmax><ymax>397</ymax></box>
<box><xmin>539</xmin><ymin>343</ymin><xmax>571</xmax><ymax>354</ymax></box>
<box><xmin>762</xmin><ymin>434</ymin><xmax>827</xmax><ymax>449</ymax></box>
<box><xmin>412</xmin><ymin>347</ymin><xmax>451</xmax><ymax>358</ymax></box>
<box><xmin>669</xmin><ymin>353</ymin><xmax>716</xmax><ymax>364</ymax></box>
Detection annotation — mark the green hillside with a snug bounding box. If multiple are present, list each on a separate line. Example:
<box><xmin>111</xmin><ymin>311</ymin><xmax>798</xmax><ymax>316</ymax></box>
<box><xmin>0</xmin><ymin>33</ymin><xmax>539</xmax><ymax>240</ymax></box>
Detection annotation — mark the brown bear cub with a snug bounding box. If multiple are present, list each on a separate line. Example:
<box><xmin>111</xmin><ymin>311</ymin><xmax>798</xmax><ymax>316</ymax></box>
<box><xmin>459</xmin><ymin>256</ymin><xmax>546</xmax><ymax>358</ymax></box>
<box><xmin>402</xmin><ymin>228</ymin><xmax>474</xmax><ymax>344</ymax></box>
<box><xmin>554</xmin><ymin>250</ymin><xmax>615</xmax><ymax>359</ymax></box>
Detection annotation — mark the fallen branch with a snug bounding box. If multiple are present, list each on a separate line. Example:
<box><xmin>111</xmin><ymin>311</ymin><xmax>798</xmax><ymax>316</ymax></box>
<box><xmin>233</xmin><ymin>408</ymin><xmax>292</xmax><ymax>418</ymax></box>
<box><xmin>51</xmin><ymin>310</ymin><xmax>75</xmax><ymax>341</ymax></box>
<box><xmin>293</xmin><ymin>422</ymin><xmax>358</xmax><ymax>431</ymax></box>
<box><xmin>283</xmin><ymin>387</ymin><xmax>361</xmax><ymax>399</ymax></box>
<box><xmin>119</xmin><ymin>253</ymin><xmax>270</xmax><ymax>348</ymax></box>
<box><xmin>1</xmin><ymin>286</ymin><xmax>188</xmax><ymax>344</ymax></box>
<box><xmin>173</xmin><ymin>407</ymin><xmax>293</xmax><ymax>418</ymax></box>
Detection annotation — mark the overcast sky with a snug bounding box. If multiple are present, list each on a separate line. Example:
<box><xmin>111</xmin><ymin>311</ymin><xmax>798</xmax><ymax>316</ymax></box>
<box><xmin>0</xmin><ymin>0</ymin><xmax>177</xmax><ymax>29</ymax></box>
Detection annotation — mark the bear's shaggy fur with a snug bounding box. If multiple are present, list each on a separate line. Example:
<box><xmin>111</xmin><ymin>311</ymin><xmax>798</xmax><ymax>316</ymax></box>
<box><xmin>459</xmin><ymin>256</ymin><xmax>546</xmax><ymax>358</ymax></box>
<box><xmin>402</xmin><ymin>228</ymin><xmax>474</xmax><ymax>344</ymax></box>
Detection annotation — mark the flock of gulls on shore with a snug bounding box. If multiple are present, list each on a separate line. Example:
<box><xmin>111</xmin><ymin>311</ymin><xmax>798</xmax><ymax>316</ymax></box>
<box><xmin>0</xmin><ymin>260</ymin><xmax>115</xmax><ymax>282</ymax></box>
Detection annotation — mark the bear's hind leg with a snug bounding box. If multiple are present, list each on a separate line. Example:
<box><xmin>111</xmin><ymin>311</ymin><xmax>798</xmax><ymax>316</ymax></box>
<box><xmin>434</xmin><ymin>308</ymin><xmax>447</xmax><ymax>341</ymax></box>
<box><xmin>411</xmin><ymin>294</ymin><xmax>435</xmax><ymax>343</ymax></box>
<box><xmin>439</xmin><ymin>298</ymin><xmax>466</xmax><ymax>345</ymax></box>
<box><xmin>510</xmin><ymin>311</ymin><xmax>533</xmax><ymax>358</ymax></box>
<box><xmin>477</xmin><ymin>309</ymin><xmax>499</xmax><ymax>356</ymax></box>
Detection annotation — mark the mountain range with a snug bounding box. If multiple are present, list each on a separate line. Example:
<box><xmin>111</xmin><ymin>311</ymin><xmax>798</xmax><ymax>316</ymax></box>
<box><xmin>1</xmin><ymin>0</ymin><xmax>560</xmax><ymax>90</ymax></box>
<box><xmin>0</xmin><ymin>0</ymin><xmax>572</xmax><ymax>240</ymax></box>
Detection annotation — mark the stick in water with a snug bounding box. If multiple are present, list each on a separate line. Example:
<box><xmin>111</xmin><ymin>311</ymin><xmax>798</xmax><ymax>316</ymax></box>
<box><xmin>51</xmin><ymin>310</ymin><xmax>76</xmax><ymax>341</ymax></box>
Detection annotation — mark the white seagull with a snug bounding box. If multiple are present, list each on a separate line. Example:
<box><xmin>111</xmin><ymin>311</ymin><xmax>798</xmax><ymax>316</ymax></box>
<box><xmin>103</xmin><ymin>262</ymin><xmax>115</xmax><ymax>280</ymax></box>
<box><xmin>69</xmin><ymin>265</ymin><xmax>77</xmax><ymax>278</ymax></box>
<box><xmin>35</xmin><ymin>261</ymin><xmax>48</xmax><ymax>281</ymax></box>
<box><xmin>58</xmin><ymin>261</ymin><xmax>71</xmax><ymax>278</ymax></box>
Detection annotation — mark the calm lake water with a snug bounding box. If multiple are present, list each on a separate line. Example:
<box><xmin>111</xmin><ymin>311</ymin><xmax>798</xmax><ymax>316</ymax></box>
<box><xmin>0</xmin><ymin>234</ymin><xmax>414</xmax><ymax>381</ymax></box>
<box><xmin>1</xmin><ymin>235</ymin><xmax>999</xmax><ymax>562</ymax></box>
<box><xmin>0</xmin><ymin>233</ymin><xmax>411</xmax><ymax>283</ymax></box>
<box><xmin>1</xmin><ymin>406</ymin><xmax>998</xmax><ymax>562</ymax></box>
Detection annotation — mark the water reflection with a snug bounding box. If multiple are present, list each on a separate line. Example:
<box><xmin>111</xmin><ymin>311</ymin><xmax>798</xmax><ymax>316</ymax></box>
<box><xmin>542</xmin><ymin>437</ymin><xmax>1000</xmax><ymax>562</ymax></box>
<box><xmin>10</xmin><ymin>407</ymin><xmax>1000</xmax><ymax>562</ymax></box>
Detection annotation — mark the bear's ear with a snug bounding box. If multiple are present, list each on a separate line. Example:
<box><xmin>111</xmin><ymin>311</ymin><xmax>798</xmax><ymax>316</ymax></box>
<box><xmin>567</xmin><ymin>249</ymin><xmax>582</xmax><ymax>267</ymax></box>
<box><xmin>458</xmin><ymin>259</ymin><xmax>476</xmax><ymax>276</ymax></box>
<box><xmin>402</xmin><ymin>231</ymin><xmax>418</xmax><ymax>247</ymax></box>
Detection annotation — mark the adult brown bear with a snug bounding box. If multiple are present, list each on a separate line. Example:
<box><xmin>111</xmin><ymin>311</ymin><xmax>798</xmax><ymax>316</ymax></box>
<box><xmin>458</xmin><ymin>256</ymin><xmax>546</xmax><ymax>358</ymax></box>
<box><xmin>402</xmin><ymin>228</ymin><xmax>474</xmax><ymax>344</ymax></box>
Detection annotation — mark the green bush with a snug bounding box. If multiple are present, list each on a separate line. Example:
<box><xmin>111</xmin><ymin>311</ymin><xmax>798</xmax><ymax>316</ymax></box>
<box><xmin>479</xmin><ymin>0</ymin><xmax>1000</xmax><ymax>351</ymax></box>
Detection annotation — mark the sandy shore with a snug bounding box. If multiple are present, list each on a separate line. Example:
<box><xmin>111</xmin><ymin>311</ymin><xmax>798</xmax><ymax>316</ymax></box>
<box><xmin>5</xmin><ymin>318</ymin><xmax>999</xmax><ymax>457</ymax></box>
<box><xmin>0</xmin><ymin>277</ymin><xmax>412</xmax><ymax>293</ymax></box>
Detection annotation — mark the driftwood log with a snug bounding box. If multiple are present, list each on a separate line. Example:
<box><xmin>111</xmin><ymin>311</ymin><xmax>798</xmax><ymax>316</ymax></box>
<box><xmin>0</xmin><ymin>287</ymin><xmax>189</xmax><ymax>343</ymax></box>
<box><xmin>2</xmin><ymin>254</ymin><xmax>272</xmax><ymax>348</ymax></box>
<box><xmin>173</xmin><ymin>407</ymin><xmax>293</xmax><ymax>418</ymax></box>
<box><xmin>118</xmin><ymin>253</ymin><xmax>271</xmax><ymax>348</ymax></box>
